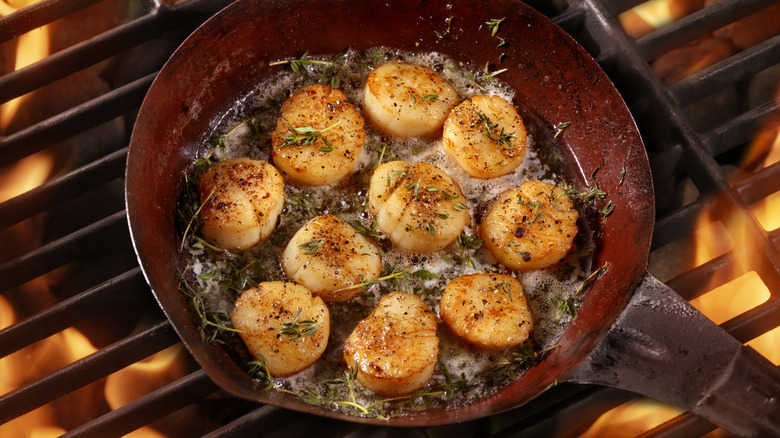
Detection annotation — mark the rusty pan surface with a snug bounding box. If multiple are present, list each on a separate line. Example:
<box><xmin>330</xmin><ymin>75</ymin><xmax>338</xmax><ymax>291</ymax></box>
<box><xmin>126</xmin><ymin>0</ymin><xmax>654</xmax><ymax>426</ymax></box>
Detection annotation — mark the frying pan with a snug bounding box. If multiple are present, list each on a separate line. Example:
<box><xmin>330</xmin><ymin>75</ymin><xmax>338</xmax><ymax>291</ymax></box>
<box><xmin>125</xmin><ymin>0</ymin><xmax>780</xmax><ymax>435</ymax></box>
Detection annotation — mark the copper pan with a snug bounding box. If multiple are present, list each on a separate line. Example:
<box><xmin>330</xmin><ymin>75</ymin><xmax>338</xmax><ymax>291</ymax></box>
<box><xmin>125</xmin><ymin>0</ymin><xmax>780</xmax><ymax>434</ymax></box>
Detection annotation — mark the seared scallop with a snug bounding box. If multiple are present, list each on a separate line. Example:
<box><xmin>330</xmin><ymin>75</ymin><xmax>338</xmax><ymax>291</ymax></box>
<box><xmin>442</xmin><ymin>94</ymin><xmax>528</xmax><ymax>178</ymax></box>
<box><xmin>282</xmin><ymin>214</ymin><xmax>383</xmax><ymax>303</ymax></box>
<box><xmin>271</xmin><ymin>83</ymin><xmax>366</xmax><ymax>186</ymax></box>
<box><xmin>479</xmin><ymin>180</ymin><xmax>578</xmax><ymax>270</ymax></box>
<box><xmin>199</xmin><ymin>157</ymin><xmax>284</xmax><ymax>251</ymax></box>
<box><xmin>363</xmin><ymin>61</ymin><xmax>459</xmax><ymax>137</ymax></box>
<box><xmin>232</xmin><ymin>281</ymin><xmax>330</xmax><ymax>377</ymax></box>
<box><xmin>440</xmin><ymin>273</ymin><xmax>533</xmax><ymax>351</ymax></box>
<box><xmin>368</xmin><ymin>161</ymin><xmax>470</xmax><ymax>252</ymax></box>
<box><xmin>343</xmin><ymin>291</ymin><xmax>439</xmax><ymax>396</ymax></box>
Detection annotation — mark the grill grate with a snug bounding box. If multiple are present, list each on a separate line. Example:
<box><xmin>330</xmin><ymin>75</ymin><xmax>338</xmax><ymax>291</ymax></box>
<box><xmin>1</xmin><ymin>0</ymin><xmax>779</xmax><ymax>436</ymax></box>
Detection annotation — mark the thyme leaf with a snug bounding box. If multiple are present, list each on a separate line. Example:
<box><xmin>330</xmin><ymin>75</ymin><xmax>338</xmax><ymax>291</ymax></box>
<box><xmin>457</xmin><ymin>231</ymin><xmax>484</xmax><ymax>269</ymax></box>
<box><xmin>247</xmin><ymin>354</ymin><xmax>274</xmax><ymax>389</ymax></box>
<box><xmin>496</xmin><ymin>281</ymin><xmax>513</xmax><ymax>301</ymax></box>
<box><xmin>297</xmin><ymin>238</ymin><xmax>324</xmax><ymax>255</ymax></box>
<box><xmin>485</xmin><ymin>17</ymin><xmax>505</xmax><ymax>36</ymax></box>
<box><xmin>598</xmin><ymin>201</ymin><xmax>616</xmax><ymax>217</ymax></box>
<box><xmin>280</xmin><ymin>121</ymin><xmax>341</xmax><ymax>150</ymax></box>
<box><xmin>554</xmin><ymin>262</ymin><xmax>610</xmax><ymax>322</ymax></box>
<box><xmin>180</xmin><ymin>188</ymin><xmax>214</xmax><ymax>252</ymax></box>
<box><xmin>329</xmin><ymin>268</ymin><xmax>411</xmax><ymax>295</ymax></box>
<box><xmin>475</xmin><ymin>111</ymin><xmax>515</xmax><ymax>150</ymax></box>
<box><xmin>434</xmin><ymin>16</ymin><xmax>454</xmax><ymax>39</ymax></box>
<box><xmin>553</xmin><ymin>121</ymin><xmax>571</xmax><ymax>140</ymax></box>
<box><xmin>509</xmin><ymin>344</ymin><xmax>561</xmax><ymax>368</ymax></box>
<box><xmin>269</xmin><ymin>51</ymin><xmax>335</xmax><ymax>74</ymax></box>
<box><xmin>409</xmin><ymin>92</ymin><xmax>439</xmax><ymax>107</ymax></box>
<box><xmin>347</xmin><ymin>218</ymin><xmax>385</xmax><ymax>241</ymax></box>
<box><xmin>439</xmin><ymin>361</ymin><xmax>468</xmax><ymax>398</ymax></box>
<box><xmin>280</xmin><ymin>309</ymin><xmax>321</xmax><ymax>341</ymax></box>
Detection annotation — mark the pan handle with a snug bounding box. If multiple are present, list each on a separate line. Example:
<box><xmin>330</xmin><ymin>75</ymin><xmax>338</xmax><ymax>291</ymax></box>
<box><xmin>568</xmin><ymin>273</ymin><xmax>780</xmax><ymax>437</ymax></box>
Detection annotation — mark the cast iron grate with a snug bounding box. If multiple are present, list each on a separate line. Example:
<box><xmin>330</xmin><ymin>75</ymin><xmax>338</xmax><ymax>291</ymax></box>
<box><xmin>0</xmin><ymin>0</ymin><xmax>778</xmax><ymax>436</ymax></box>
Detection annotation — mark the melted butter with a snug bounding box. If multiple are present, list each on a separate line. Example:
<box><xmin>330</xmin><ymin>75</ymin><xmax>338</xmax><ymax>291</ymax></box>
<box><xmin>180</xmin><ymin>48</ymin><xmax>595</xmax><ymax>417</ymax></box>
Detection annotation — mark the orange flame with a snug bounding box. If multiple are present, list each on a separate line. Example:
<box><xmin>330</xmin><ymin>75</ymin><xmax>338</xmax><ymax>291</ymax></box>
<box><xmin>581</xmin><ymin>399</ymin><xmax>683</xmax><ymax>437</ymax></box>
<box><xmin>0</xmin><ymin>296</ymin><xmax>95</xmax><ymax>437</ymax></box>
<box><xmin>1</xmin><ymin>0</ymin><xmax>50</xmax><ymax>133</ymax></box>
<box><xmin>590</xmin><ymin>5</ymin><xmax>780</xmax><ymax>435</ymax></box>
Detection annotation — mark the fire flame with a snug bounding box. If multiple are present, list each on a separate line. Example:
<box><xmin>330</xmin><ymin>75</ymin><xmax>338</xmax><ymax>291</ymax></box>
<box><xmin>582</xmin><ymin>2</ymin><xmax>780</xmax><ymax>436</ymax></box>
<box><xmin>0</xmin><ymin>296</ymin><xmax>86</xmax><ymax>437</ymax></box>
<box><xmin>0</xmin><ymin>2</ymin><xmax>188</xmax><ymax>435</ymax></box>
<box><xmin>1</xmin><ymin>0</ymin><xmax>50</xmax><ymax>133</ymax></box>
<box><xmin>580</xmin><ymin>399</ymin><xmax>683</xmax><ymax>438</ymax></box>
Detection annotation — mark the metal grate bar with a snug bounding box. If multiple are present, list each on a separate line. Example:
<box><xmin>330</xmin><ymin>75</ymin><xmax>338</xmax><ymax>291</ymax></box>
<box><xmin>0</xmin><ymin>211</ymin><xmax>128</xmax><ymax>291</ymax></box>
<box><xmin>666</xmin><ymin>253</ymin><xmax>739</xmax><ymax>300</ymax></box>
<box><xmin>203</xmin><ymin>405</ymin><xmax>302</xmax><ymax>438</ymax></box>
<box><xmin>0</xmin><ymin>147</ymin><xmax>127</xmax><ymax>228</ymax></box>
<box><xmin>702</xmin><ymin>99</ymin><xmax>780</xmax><ymax>156</ymax></box>
<box><xmin>602</xmin><ymin>0</ymin><xmax>647</xmax><ymax>15</ymax></box>
<box><xmin>734</xmin><ymin>160</ymin><xmax>780</xmax><ymax>205</ymax></box>
<box><xmin>0</xmin><ymin>0</ymin><xmax>229</xmax><ymax>105</ymax></box>
<box><xmin>0</xmin><ymin>11</ymin><xmax>161</xmax><ymax>105</ymax></box>
<box><xmin>0</xmin><ymin>73</ymin><xmax>153</xmax><ymax>163</ymax></box>
<box><xmin>492</xmin><ymin>386</ymin><xmax>635</xmax><ymax>437</ymax></box>
<box><xmin>551</xmin><ymin>4</ymin><xmax>585</xmax><ymax>32</ymax></box>
<box><xmin>0</xmin><ymin>268</ymin><xmax>147</xmax><ymax>357</ymax></box>
<box><xmin>670</xmin><ymin>33</ymin><xmax>780</xmax><ymax>106</ymax></box>
<box><xmin>721</xmin><ymin>298</ymin><xmax>780</xmax><ymax>341</ymax></box>
<box><xmin>636</xmin><ymin>0</ymin><xmax>778</xmax><ymax>61</ymax></box>
<box><xmin>652</xmin><ymin>201</ymin><xmax>704</xmax><ymax>251</ymax></box>
<box><xmin>0</xmin><ymin>320</ymin><xmax>179</xmax><ymax>424</ymax></box>
<box><xmin>63</xmin><ymin>369</ymin><xmax>221</xmax><ymax>438</ymax></box>
<box><xmin>0</xmin><ymin>0</ymin><xmax>104</xmax><ymax>43</ymax></box>
<box><xmin>639</xmin><ymin>413</ymin><xmax>718</xmax><ymax>438</ymax></box>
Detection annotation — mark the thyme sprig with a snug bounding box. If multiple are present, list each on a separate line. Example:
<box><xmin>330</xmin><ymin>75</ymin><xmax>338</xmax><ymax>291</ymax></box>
<box><xmin>179</xmin><ymin>274</ymin><xmax>240</xmax><ymax>344</ymax></box>
<box><xmin>508</xmin><ymin>344</ymin><xmax>561</xmax><ymax>368</ymax></box>
<box><xmin>247</xmin><ymin>354</ymin><xmax>274</xmax><ymax>389</ymax></box>
<box><xmin>269</xmin><ymin>51</ymin><xmax>336</xmax><ymax>74</ymax></box>
<box><xmin>410</xmin><ymin>92</ymin><xmax>439</xmax><ymax>107</ymax></box>
<box><xmin>329</xmin><ymin>268</ymin><xmax>411</xmax><ymax>295</ymax></box>
<box><xmin>475</xmin><ymin>111</ymin><xmax>515</xmax><ymax>151</ymax></box>
<box><xmin>434</xmin><ymin>16</ymin><xmax>454</xmax><ymax>39</ymax></box>
<box><xmin>553</xmin><ymin>262</ymin><xmax>610</xmax><ymax>322</ymax></box>
<box><xmin>485</xmin><ymin>17</ymin><xmax>505</xmax><ymax>36</ymax></box>
<box><xmin>483</xmin><ymin>17</ymin><xmax>507</xmax><ymax>47</ymax></box>
<box><xmin>297</xmin><ymin>238</ymin><xmax>324</xmax><ymax>255</ymax></box>
<box><xmin>439</xmin><ymin>361</ymin><xmax>469</xmax><ymax>398</ymax></box>
<box><xmin>457</xmin><ymin>231</ymin><xmax>484</xmax><ymax>269</ymax></box>
<box><xmin>328</xmin><ymin>367</ymin><xmax>455</xmax><ymax>418</ymax></box>
<box><xmin>211</xmin><ymin>117</ymin><xmax>258</xmax><ymax>148</ymax></box>
<box><xmin>332</xmin><ymin>368</ymin><xmax>372</xmax><ymax>415</ymax></box>
<box><xmin>560</xmin><ymin>168</ymin><xmax>608</xmax><ymax>205</ymax></box>
<box><xmin>179</xmin><ymin>188</ymin><xmax>214</xmax><ymax>252</ymax></box>
<box><xmin>347</xmin><ymin>218</ymin><xmax>385</xmax><ymax>241</ymax></box>
<box><xmin>280</xmin><ymin>309</ymin><xmax>321</xmax><ymax>341</ymax></box>
<box><xmin>447</xmin><ymin>64</ymin><xmax>507</xmax><ymax>92</ymax></box>
<box><xmin>496</xmin><ymin>281</ymin><xmax>513</xmax><ymax>301</ymax></box>
<box><xmin>280</xmin><ymin>121</ymin><xmax>341</xmax><ymax>151</ymax></box>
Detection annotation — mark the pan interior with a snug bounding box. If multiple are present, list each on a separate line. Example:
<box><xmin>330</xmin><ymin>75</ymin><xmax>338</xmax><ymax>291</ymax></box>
<box><xmin>125</xmin><ymin>0</ymin><xmax>653</xmax><ymax>426</ymax></box>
